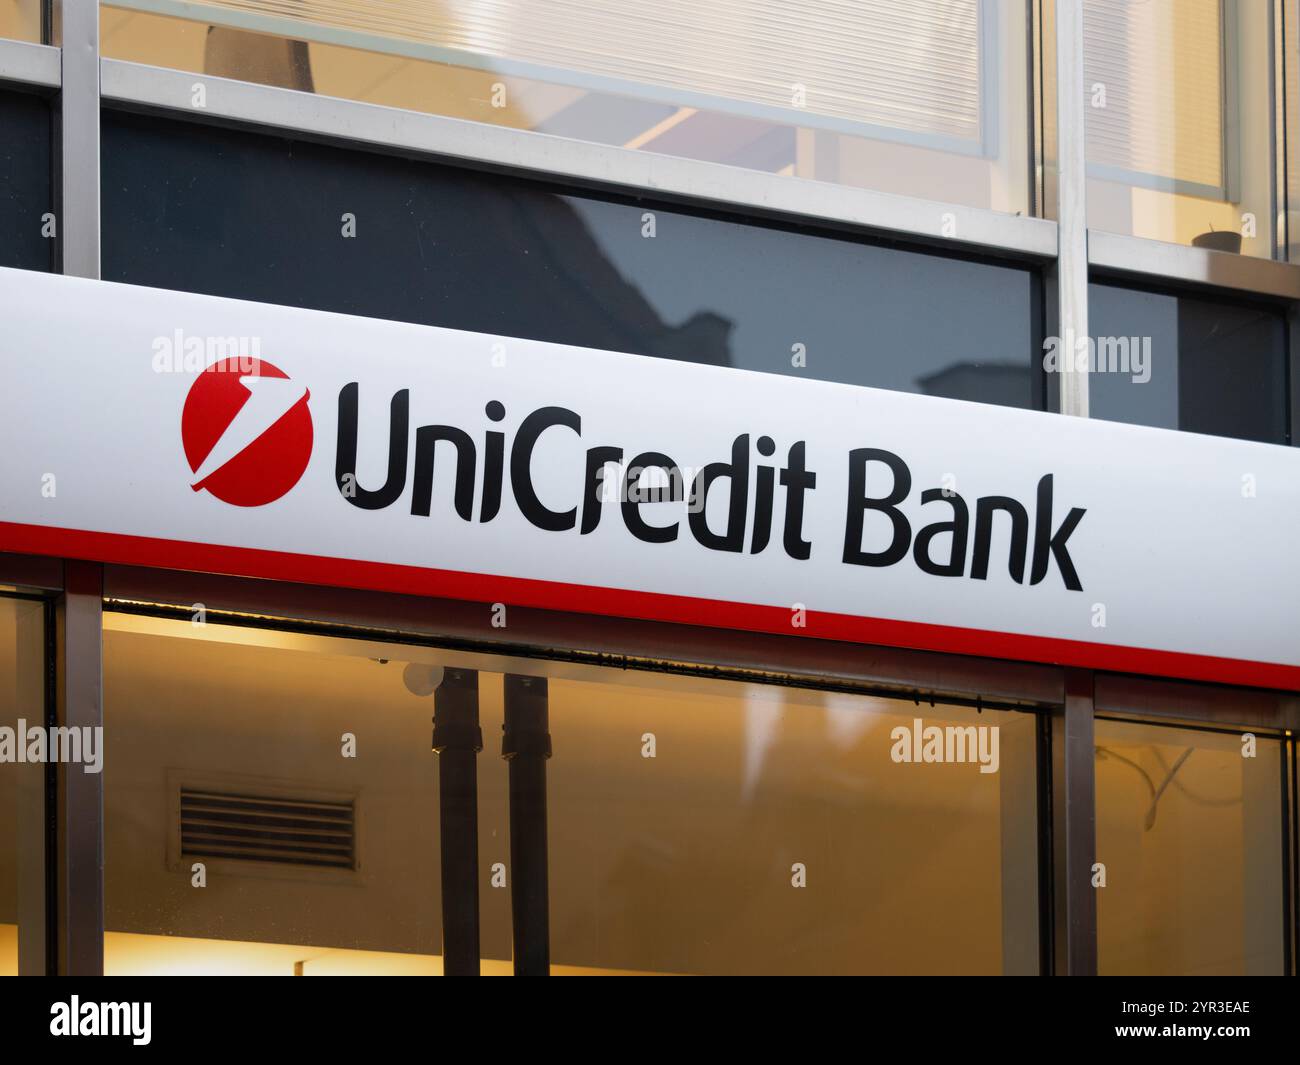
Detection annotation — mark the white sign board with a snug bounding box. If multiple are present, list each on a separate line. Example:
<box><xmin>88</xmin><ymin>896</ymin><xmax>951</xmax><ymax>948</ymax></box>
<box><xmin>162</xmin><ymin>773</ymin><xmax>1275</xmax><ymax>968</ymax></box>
<box><xmin>1</xmin><ymin>268</ymin><xmax>1297</xmax><ymax>690</ymax></box>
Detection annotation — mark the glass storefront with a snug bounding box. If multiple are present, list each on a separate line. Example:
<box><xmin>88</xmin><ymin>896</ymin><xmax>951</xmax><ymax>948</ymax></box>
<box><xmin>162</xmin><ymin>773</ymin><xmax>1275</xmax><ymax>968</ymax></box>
<box><xmin>1095</xmin><ymin>718</ymin><xmax>1287</xmax><ymax>975</ymax></box>
<box><xmin>0</xmin><ymin>0</ymin><xmax>1297</xmax><ymax>980</ymax></box>
<box><xmin>102</xmin><ymin>611</ymin><xmax>1041</xmax><ymax>975</ymax></box>
<box><xmin>0</xmin><ymin>595</ymin><xmax>46</xmax><ymax>977</ymax></box>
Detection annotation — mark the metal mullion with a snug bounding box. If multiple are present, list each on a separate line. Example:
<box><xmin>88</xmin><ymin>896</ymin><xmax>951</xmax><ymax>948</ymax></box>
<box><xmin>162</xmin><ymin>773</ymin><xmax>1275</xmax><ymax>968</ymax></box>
<box><xmin>54</xmin><ymin>0</ymin><xmax>98</xmax><ymax>280</ymax></box>
<box><xmin>1053</xmin><ymin>0</ymin><xmax>1090</xmax><ymax>419</ymax></box>
<box><xmin>1048</xmin><ymin>4</ymin><xmax>1098</xmax><ymax>973</ymax></box>
<box><xmin>53</xmin><ymin>558</ymin><xmax>103</xmax><ymax>975</ymax></box>
<box><xmin>1051</xmin><ymin>667</ymin><xmax>1098</xmax><ymax>975</ymax></box>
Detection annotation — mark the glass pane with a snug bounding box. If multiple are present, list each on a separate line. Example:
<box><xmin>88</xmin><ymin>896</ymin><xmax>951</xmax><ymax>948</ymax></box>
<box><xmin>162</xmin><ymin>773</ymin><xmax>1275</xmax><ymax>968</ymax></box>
<box><xmin>1095</xmin><ymin>718</ymin><xmax>1285</xmax><ymax>975</ymax></box>
<box><xmin>0</xmin><ymin>90</ymin><xmax>54</xmax><ymax>272</ymax></box>
<box><xmin>102</xmin><ymin>112</ymin><xmax>1042</xmax><ymax>408</ymax></box>
<box><xmin>103</xmin><ymin>611</ymin><xmax>1042</xmax><ymax>975</ymax></box>
<box><xmin>100</xmin><ymin>1</ymin><xmax>1033</xmax><ymax>215</ymax></box>
<box><xmin>543</xmin><ymin>672</ymin><xmax>1041</xmax><ymax>974</ymax></box>
<box><xmin>0</xmin><ymin>595</ymin><xmax>47</xmax><ymax>977</ymax></box>
<box><xmin>1082</xmin><ymin>0</ymin><xmax>1276</xmax><ymax>258</ymax></box>
<box><xmin>1087</xmin><ymin>282</ymin><xmax>1288</xmax><ymax>443</ymax></box>
<box><xmin>102</xmin><ymin>615</ymin><xmax>442</xmax><ymax>975</ymax></box>
<box><xmin>0</xmin><ymin>0</ymin><xmax>41</xmax><ymax>43</ymax></box>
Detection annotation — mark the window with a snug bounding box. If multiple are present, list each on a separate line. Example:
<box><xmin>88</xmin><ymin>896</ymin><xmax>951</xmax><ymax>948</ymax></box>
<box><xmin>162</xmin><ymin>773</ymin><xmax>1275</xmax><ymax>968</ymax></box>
<box><xmin>0</xmin><ymin>0</ymin><xmax>41</xmax><ymax>43</ymax></box>
<box><xmin>102</xmin><ymin>111</ymin><xmax>1043</xmax><ymax>408</ymax></box>
<box><xmin>1081</xmin><ymin>0</ymin><xmax>1275</xmax><ymax>257</ymax></box>
<box><xmin>1087</xmin><ymin>282</ymin><xmax>1288</xmax><ymax>443</ymax></box>
<box><xmin>0</xmin><ymin>595</ymin><xmax>47</xmax><ymax>977</ymax></box>
<box><xmin>100</xmin><ymin>0</ymin><xmax>1033</xmax><ymax>214</ymax></box>
<box><xmin>1095</xmin><ymin>718</ymin><xmax>1286</xmax><ymax>975</ymax></box>
<box><xmin>0</xmin><ymin>91</ymin><xmax>53</xmax><ymax>273</ymax></box>
<box><xmin>103</xmin><ymin>610</ymin><xmax>1043</xmax><ymax>975</ymax></box>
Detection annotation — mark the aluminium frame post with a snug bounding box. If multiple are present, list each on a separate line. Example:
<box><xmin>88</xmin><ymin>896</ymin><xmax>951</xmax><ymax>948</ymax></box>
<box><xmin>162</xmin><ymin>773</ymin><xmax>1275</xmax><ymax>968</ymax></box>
<box><xmin>53</xmin><ymin>0</ymin><xmax>100</xmax><ymax>280</ymax></box>
<box><xmin>1052</xmin><ymin>667</ymin><xmax>1098</xmax><ymax>975</ymax></box>
<box><xmin>1053</xmin><ymin>0</ymin><xmax>1090</xmax><ymax>418</ymax></box>
<box><xmin>54</xmin><ymin>559</ymin><xmax>104</xmax><ymax>975</ymax></box>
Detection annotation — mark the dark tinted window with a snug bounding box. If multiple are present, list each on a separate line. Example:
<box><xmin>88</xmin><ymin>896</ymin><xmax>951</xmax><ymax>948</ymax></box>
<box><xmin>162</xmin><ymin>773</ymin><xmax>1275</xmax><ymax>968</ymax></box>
<box><xmin>1088</xmin><ymin>282</ymin><xmax>1288</xmax><ymax>444</ymax></box>
<box><xmin>102</xmin><ymin>111</ymin><xmax>1041</xmax><ymax>408</ymax></box>
<box><xmin>0</xmin><ymin>90</ymin><xmax>52</xmax><ymax>272</ymax></box>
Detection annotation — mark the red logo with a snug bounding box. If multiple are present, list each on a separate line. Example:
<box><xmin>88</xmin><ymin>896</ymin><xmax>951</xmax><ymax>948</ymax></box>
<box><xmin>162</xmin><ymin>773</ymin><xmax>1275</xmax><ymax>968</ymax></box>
<box><xmin>181</xmin><ymin>358</ymin><xmax>313</xmax><ymax>507</ymax></box>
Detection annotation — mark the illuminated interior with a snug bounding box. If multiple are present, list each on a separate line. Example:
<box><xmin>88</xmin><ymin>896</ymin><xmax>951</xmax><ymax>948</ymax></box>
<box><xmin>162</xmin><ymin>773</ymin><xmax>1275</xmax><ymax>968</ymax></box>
<box><xmin>87</xmin><ymin>609</ymin><xmax>1040</xmax><ymax>976</ymax></box>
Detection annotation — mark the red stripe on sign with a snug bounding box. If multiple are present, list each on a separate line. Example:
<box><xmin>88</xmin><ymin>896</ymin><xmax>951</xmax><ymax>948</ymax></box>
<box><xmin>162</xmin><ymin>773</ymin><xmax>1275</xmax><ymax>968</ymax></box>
<box><xmin>1</xmin><ymin>520</ymin><xmax>1295</xmax><ymax>691</ymax></box>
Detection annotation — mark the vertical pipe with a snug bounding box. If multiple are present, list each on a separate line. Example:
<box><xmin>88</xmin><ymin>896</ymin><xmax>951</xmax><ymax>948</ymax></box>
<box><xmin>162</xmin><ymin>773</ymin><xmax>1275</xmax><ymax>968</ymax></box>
<box><xmin>55</xmin><ymin>559</ymin><xmax>103</xmax><ymax>976</ymax></box>
<box><xmin>1054</xmin><ymin>0</ymin><xmax>1090</xmax><ymax>418</ymax></box>
<box><xmin>1051</xmin><ymin>667</ymin><xmax>1098</xmax><ymax>975</ymax></box>
<box><xmin>54</xmin><ymin>0</ymin><xmax>100</xmax><ymax>280</ymax></box>
<box><xmin>996</xmin><ymin>712</ymin><xmax>1040</xmax><ymax>974</ymax></box>
<box><xmin>502</xmin><ymin>674</ymin><xmax>551</xmax><ymax>976</ymax></box>
<box><xmin>431</xmin><ymin>667</ymin><xmax>481</xmax><ymax>975</ymax></box>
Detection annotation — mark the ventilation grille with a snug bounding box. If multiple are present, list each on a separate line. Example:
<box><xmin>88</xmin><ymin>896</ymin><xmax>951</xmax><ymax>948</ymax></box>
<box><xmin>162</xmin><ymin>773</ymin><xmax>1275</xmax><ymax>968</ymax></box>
<box><xmin>180</xmin><ymin>789</ymin><xmax>356</xmax><ymax>870</ymax></box>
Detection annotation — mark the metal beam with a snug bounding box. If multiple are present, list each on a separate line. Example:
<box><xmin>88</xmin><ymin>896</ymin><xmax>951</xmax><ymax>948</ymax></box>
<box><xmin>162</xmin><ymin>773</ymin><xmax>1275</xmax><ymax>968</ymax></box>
<box><xmin>0</xmin><ymin>38</ymin><xmax>60</xmax><ymax>90</ymax></box>
<box><xmin>98</xmin><ymin>58</ymin><xmax>1059</xmax><ymax>262</ymax></box>
<box><xmin>1090</xmin><ymin>230</ymin><xmax>1300</xmax><ymax>301</ymax></box>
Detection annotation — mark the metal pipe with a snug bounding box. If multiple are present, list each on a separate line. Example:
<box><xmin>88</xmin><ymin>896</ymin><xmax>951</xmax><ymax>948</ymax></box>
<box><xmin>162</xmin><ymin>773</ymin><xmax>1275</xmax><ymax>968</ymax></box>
<box><xmin>502</xmin><ymin>674</ymin><xmax>551</xmax><ymax>976</ymax></box>
<box><xmin>431</xmin><ymin>666</ymin><xmax>482</xmax><ymax>976</ymax></box>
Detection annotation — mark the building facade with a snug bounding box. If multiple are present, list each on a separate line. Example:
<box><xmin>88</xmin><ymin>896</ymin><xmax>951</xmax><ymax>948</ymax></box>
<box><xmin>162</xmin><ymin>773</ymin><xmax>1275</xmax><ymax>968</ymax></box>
<box><xmin>0</xmin><ymin>0</ymin><xmax>1297</xmax><ymax>976</ymax></box>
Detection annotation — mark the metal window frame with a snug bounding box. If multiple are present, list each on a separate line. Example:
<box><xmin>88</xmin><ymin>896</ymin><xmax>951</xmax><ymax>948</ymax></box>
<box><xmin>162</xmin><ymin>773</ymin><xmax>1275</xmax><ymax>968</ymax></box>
<box><xmin>4</xmin><ymin>0</ymin><xmax>1299</xmax><ymax>978</ymax></box>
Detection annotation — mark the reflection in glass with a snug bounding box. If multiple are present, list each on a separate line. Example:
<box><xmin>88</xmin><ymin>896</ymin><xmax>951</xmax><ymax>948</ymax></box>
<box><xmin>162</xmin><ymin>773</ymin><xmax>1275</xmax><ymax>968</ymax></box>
<box><xmin>101</xmin><ymin>1</ymin><xmax>1032</xmax><ymax>214</ymax></box>
<box><xmin>103</xmin><ymin>612</ymin><xmax>1041</xmax><ymax>975</ymax></box>
<box><xmin>0</xmin><ymin>0</ymin><xmax>41</xmax><ymax>44</ymax></box>
<box><xmin>1087</xmin><ymin>283</ymin><xmax>1288</xmax><ymax>444</ymax></box>
<box><xmin>104</xmin><ymin>111</ymin><xmax>1041</xmax><ymax>408</ymax></box>
<box><xmin>1095</xmin><ymin>718</ymin><xmax>1285</xmax><ymax>975</ymax></box>
<box><xmin>0</xmin><ymin>90</ymin><xmax>54</xmax><ymax>273</ymax></box>
<box><xmin>1080</xmin><ymin>0</ymin><xmax>1276</xmax><ymax>257</ymax></box>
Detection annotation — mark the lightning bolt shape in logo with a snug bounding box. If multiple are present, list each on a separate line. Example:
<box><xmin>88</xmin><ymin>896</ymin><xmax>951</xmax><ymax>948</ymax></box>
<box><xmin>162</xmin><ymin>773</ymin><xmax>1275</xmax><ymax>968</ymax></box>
<box><xmin>190</xmin><ymin>375</ymin><xmax>309</xmax><ymax>490</ymax></box>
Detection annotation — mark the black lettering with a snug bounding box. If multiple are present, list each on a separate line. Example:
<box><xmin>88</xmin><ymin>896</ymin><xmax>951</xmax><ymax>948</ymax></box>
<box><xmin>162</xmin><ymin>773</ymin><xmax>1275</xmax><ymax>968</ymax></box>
<box><xmin>336</xmin><ymin>383</ymin><xmax>408</xmax><ymax>510</ymax></box>
<box><xmin>621</xmin><ymin>452</ymin><xmax>681</xmax><ymax>544</ymax></box>
<box><xmin>913</xmin><ymin>489</ymin><xmax>969</xmax><ymax>577</ymax></box>
<box><xmin>843</xmin><ymin>448</ymin><xmax>911</xmax><ymax>566</ymax></box>
<box><xmin>688</xmin><ymin>434</ymin><xmax>750</xmax><ymax>553</ymax></box>
<box><xmin>1030</xmin><ymin>474</ymin><xmax>1086</xmax><ymax>590</ymax></box>
<box><xmin>480</xmin><ymin>401</ymin><xmax>506</xmax><ymax>523</ymax></box>
<box><xmin>779</xmin><ymin>441</ymin><xmax>816</xmax><ymax>561</ymax></box>
<box><xmin>750</xmin><ymin>436</ymin><xmax>777</xmax><ymax>554</ymax></box>
<box><xmin>972</xmin><ymin>496</ymin><xmax>1029</xmax><ymax>583</ymax></box>
<box><xmin>411</xmin><ymin>425</ymin><xmax>476</xmax><ymax>521</ymax></box>
<box><xmin>510</xmin><ymin>406</ymin><xmax>581</xmax><ymax>531</ymax></box>
<box><xmin>580</xmin><ymin>445</ymin><xmax>623</xmax><ymax>534</ymax></box>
